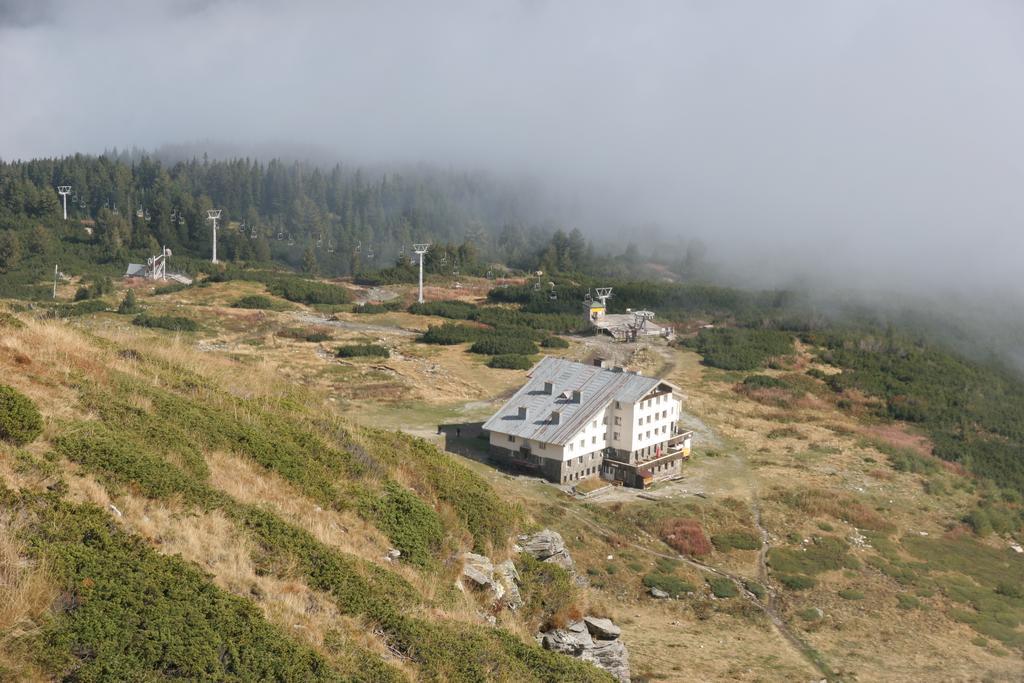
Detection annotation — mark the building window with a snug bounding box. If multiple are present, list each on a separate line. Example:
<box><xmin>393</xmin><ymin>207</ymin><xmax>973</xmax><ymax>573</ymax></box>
<box><xmin>615</xmin><ymin>401</ymin><xmax>620</xmax><ymax>409</ymax></box>
<box><xmin>614</xmin><ymin>416</ymin><xmax>621</xmax><ymax>426</ymax></box>
<box><xmin>646</xmin><ymin>415</ymin><xmax>651</xmax><ymax>424</ymax></box>
<box><xmin>646</xmin><ymin>431</ymin><xmax>651</xmax><ymax>439</ymax></box>
<box><xmin>568</xmin><ymin>442</ymin><xmax>573</xmax><ymax>451</ymax></box>
<box><xmin>638</xmin><ymin>418</ymin><xmax>643</xmax><ymax>426</ymax></box>
<box><xmin>592</xmin><ymin>436</ymin><xmax>597</xmax><ymax>445</ymax></box>
<box><xmin>507</xmin><ymin>435</ymin><xmax>515</xmax><ymax>443</ymax></box>
<box><xmin>538</xmin><ymin>441</ymin><xmax>546</xmax><ymax>450</ymax></box>
<box><xmin>613</xmin><ymin>432</ymin><xmax>619</xmax><ymax>440</ymax></box>
<box><xmin>592</xmin><ymin>420</ymin><xmax>597</xmax><ymax>429</ymax></box>
<box><xmin>579</xmin><ymin>439</ymin><xmax>585</xmax><ymax>448</ymax></box>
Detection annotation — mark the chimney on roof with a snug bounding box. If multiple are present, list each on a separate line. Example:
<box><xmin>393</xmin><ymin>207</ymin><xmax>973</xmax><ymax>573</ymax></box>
<box><xmin>592</xmin><ymin>358</ymin><xmax>606</xmax><ymax>368</ymax></box>
<box><xmin>572</xmin><ymin>389</ymin><xmax>581</xmax><ymax>403</ymax></box>
<box><xmin>517</xmin><ymin>406</ymin><xmax>528</xmax><ymax>419</ymax></box>
<box><xmin>550</xmin><ymin>410</ymin><xmax>560</xmax><ymax>424</ymax></box>
<box><xmin>543</xmin><ymin>381</ymin><xmax>554</xmax><ymax>395</ymax></box>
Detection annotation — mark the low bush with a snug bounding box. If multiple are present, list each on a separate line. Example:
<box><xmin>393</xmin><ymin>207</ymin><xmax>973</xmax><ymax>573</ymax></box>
<box><xmin>540</xmin><ymin>336</ymin><xmax>570</xmax><ymax>349</ymax></box>
<box><xmin>132</xmin><ymin>313</ymin><xmax>200</xmax><ymax>332</ymax></box>
<box><xmin>153</xmin><ymin>282</ymin><xmax>189</xmax><ymax>295</ymax></box>
<box><xmin>117</xmin><ymin>289</ymin><xmax>137</xmax><ymax>314</ymax></box>
<box><xmin>232</xmin><ymin>294</ymin><xmax>276</xmax><ymax>309</ymax></box>
<box><xmin>711</xmin><ymin>530</ymin><xmax>762</xmax><ymax>552</ymax></box>
<box><xmin>768</xmin><ymin>536</ymin><xmax>854</xmax><ymax>575</ymax></box>
<box><xmin>277</xmin><ymin>327</ymin><xmax>332</xmax><ymax>343</ymax></box>
<box><xmin>361</xmin><ymin>482</ymin><xmax>444</xmax><ymax>567</ymax></box>
<box><xmin>23</xmin><ymin>498</ymin><xmax>353</xmax><ymax>682</ymax></box>
<box><xmin>707</xmin><ymin>577</ymin><xmax>738</xmax><ymax>598</ymax></box>
<box><xmin>265</xmin><ymin>278</ymin><xmax>351</xmax><ymax>305</ymax></box>
<box><xmin>660</xmin><ymin>518</ymin><xmax>712</xmax><ymax>557</ymax></box>
<box><xmin>685</xmin><ymin>328</ymin><xmax>794</xmax><ymax>371</ymax></box>
<box><xmin>0</xmin><ymin>385</ymin><xmax>43</xmax><ymax>445</ymax></box>
<box><xmin>517</xmin><ymin>554</ymin><xmax>579</xmax><ymax>630</ymax></box>
<box><xmin>838</xmin><ymin>588</ymin><xmax>866</xmax><ymax>600</ymax></box>
<box><xmin>776</xmin><ymin>574</ymin><xmax>817</xmax><ymax>591</ymax></box>
<box><xmin>469</xmin><ymin>334</ymin><xmax>538</xmax><ymax>356</ymax></box>
<box><xmin>744</xmin><ymin>580</ymin><xmax>766</xmax><ymax>599</ymax></box>
<box><xmin>353</xmin><ymin>301</ymin><xmax>403</xmax><ymax>314</ymax></box>
<box><xmin>487</xmin><ymin>354</ymin><xmax>535</xmax><ymax>370</ymax></box>
<box><xmin>337</xmin><ymin>344</ymin><xmax>390</xmax><ymax>358</ymax></box>
<box><xmin>408</xmin><ymin>300</ymin><xmax>477</xmax><ymax>319</ymax></box>
<box><xmin>642</xmin><ymin>573</ymin><xmax>695</xmax><ymax>597</ymax></box>
<box><xmin>419</xmin><ymin>322</ymin><xmax>483</xmax><ymax>345</ymax></box>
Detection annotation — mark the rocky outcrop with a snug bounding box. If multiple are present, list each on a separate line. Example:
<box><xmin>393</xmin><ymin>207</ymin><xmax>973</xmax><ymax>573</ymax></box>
<box><xmin>516</xmin><ymin>529</ymin><xmax>575</xmax><ymax>571</ymax></box>
<box><xmin>458</xmin><ymin>552</ymin><xmax>523</xmax><ymax>610</ymax></box>
<box><xmin>459</xmin><ymin>530</ymin><xmax>630</xmax><ymax>682</ymax></box>
<box><xmin>541</xmin><ymin>619</ymin><xmax>630</xmax><ymax>683</ymax></box>
<box><xmin>584</xmin><ymin>616</ymin><xmax>621</xmax><ymax>640</ymax></box>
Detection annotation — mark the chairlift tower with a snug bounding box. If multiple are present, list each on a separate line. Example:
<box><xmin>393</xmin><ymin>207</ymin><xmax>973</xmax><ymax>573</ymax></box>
<box><xmin>57</xmin><ymin>186</ymin><xmax>72</xmax><ymax>220</ymax></box>
<box><xmin>207</xmin><ymin>209</ymin><xmax>222</xmax><ymax>263</ymax></box>
<box><xmin>413</xmin><ymin>243</ymin><xmax>430</xmax><ymax>304</ymax></box>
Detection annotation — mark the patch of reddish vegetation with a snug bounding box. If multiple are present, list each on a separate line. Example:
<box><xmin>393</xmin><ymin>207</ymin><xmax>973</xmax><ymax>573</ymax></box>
<box><xmin>860</xmin><ymin>422</ymin><xmax>970</xmax><ymax>477</ymax></box>
<box><xmin>660</xmin><ymin>518</ymin><xmax>712</xmax><ymax>557</ymax></box>
<box><xmin>861</xmin><ymin>422</ymin><xmax>934</xmax><ymax>457</ymax></box>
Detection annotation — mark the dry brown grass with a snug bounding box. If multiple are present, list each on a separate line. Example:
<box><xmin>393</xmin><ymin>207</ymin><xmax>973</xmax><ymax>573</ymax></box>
<box><xmin>205</xmin><ymin>451</ymin><xmax>393</xmax><ymax>562</ymax></box>
<box><xmin>63</xmin><ymin>471</ymin><xmax>417</xmax><ymax>680</ymax></box>
<box><xmin>0</xmin><ymin>513</ymin><xmax>57</xmax><ymax>682</ymax></box>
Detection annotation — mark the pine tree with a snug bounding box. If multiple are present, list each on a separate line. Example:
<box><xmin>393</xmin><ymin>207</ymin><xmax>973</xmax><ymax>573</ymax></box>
<box><xmin>301</xmin><ymin>246</ymin><xmax>318</xmax><ymax>275</ymax></box>
<box><xmin>118</xmin><ymin>289</ymin><xmax>137</xmax><ymax>314</ymax></box>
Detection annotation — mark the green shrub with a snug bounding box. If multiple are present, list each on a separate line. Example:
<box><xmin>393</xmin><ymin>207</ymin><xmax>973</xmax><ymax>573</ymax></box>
<box><xmin>897</xmin><ymin>594</ymin><xmax>922</xmax><ymax>610</ymax></box>
<box><xmin>741</xmin><ymin>375</ymin><xmax>788</xmax><ymax>390</ymax></box>
<box><xmin>277</xmin><ymin>327</ymin><xmax>332</xmax><ymax>343</ymax></box>
<box><xmin>55</xmin><ymin>299</ymin><xmax>108</xmax><ymax>317</ymax></box>
<box><xmin>353</xmin><ymin>301</ymin><xmax>403</xmax><ymax>314</ymax></box>
<box><xmin>361</xmin><ymin>482</ymin><xmax>444</xmax><ymax>567</ymax></box>
<box><xmin>642</xmin><ymin>573</ymin><xmax>694</xmax><ymax>597</ymax></box>
<box><xmin>838</xmin><ymin>588</ymin><xmax>866</xmax><ymax>600</ymax></box>
<box><xmin>744</xmin><ymin>580</ymin><xmax>766</xmax><ymax>599</ymax></box>
<box><xmin>337</xmin><ymin>344</ymin><xmax>390</xmax><ymax>358</ymax></box>
<box><xmin>132</xmin><ymin>313</ymin><xmax>199</xmax><ymax>332</ymax></box>
<box><xmin>797</xmin><ymin>607</ymin><xmax>823</xmax><ymax>621</ymax></box>
<box><xmin>469</xmin><ymin>334</ymin><xmax>538</xmax><ymax>356</ymax></box>
<box><xmin>23</xmin><ymin>499</ymin><xmax>355</xmax><ymax>683</ymax></box>
<box><xmin>516</xmin><ymin>554</ymin><xmax>578</xmax><ymax>630</ymax></box>
<box><xmin>265</xmin><ymin>278</ymin><xmax>351</xmax><ymax>305</ymax></box>
<box><xmin>487</xmin><ymin>354</ymin><xmax>535</xmax><ymax>370</ymax></box>
<box><xmin>232</xmin><ymin>294</ymin><xmax>276</xmax><ymax>309</ymax></box>
<box><xmin>707</xmin><ymin>577</ymin><xmax>738</xmax><ymax>598</ymax></box>
<box><xmin>540</xmin><ymin>336</ymin><xmax>570</xmax><ymax>349</ymax></box>
<box><xmin>0</xmin><ymin>385</ymin><xmax>43</xmax><ymax>445</ymax></box>
<box><xmin>153</xmin><ymin>282</ymin><xmax>189</xmax><ymax>295</ymax></box>
<box><xmin>711</xmin><ymin>530</ymin><xmax>762</xmax><ymax>552</ymax></box>
<box><xmin>777</xmin><ymin>574</ymin><xmax>816</xmax><ymax>591</ymax></box>
<box><xmin>687</xmin><ymin>328</ymin><xmax>794</xmax><ymax>370</ymax></box>
<box><xmin>117</xmin><ymin>289</ymin><xmax>137</xmax><ymax>314</ymax></box>
<box><xmin>768</xmin><ymin>536</ymin><xmax>854</xmax><ymax>576</ymax></box>
<box><xmin>408</xmin><ymin>300</ymin><xmax>477</xmax><ymax>319</ymax></box>
<box><xmin>419</xmin><ymin>323</ymin><xmax>483</xmax><ymax>345</ymax></box>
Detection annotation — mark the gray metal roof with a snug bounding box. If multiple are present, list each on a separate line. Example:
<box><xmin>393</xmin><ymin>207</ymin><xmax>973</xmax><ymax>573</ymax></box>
<box><xmin>482</xmin><ymin>356</ymin><xmax>664</xmax><ymax>445</ymax></box>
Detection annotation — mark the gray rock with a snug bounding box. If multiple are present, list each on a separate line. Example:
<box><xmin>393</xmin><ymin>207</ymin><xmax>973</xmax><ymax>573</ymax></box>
<box><xmin>517</xmin><ymin>529</ymin><xmax>575</xmax><ymax>570</ymax></box>
<box><xmin>541</xmin><ymin>621</ymin><xmax>593</xmax><ymax>656</ymax></box>
<box><xmin>495</xmin><ymin>559</ymin><xmax>523</xmax><ymax>611</ymax></box>
<box><xmin>542</xmin><ymin>619</ymin><xmax>630</xmax><ymax>682</ymax></box>
<box><xmin>649</xmin><ymin>586</ymin><xmax>669</xmax><ymax>599</ymax></box>
<box><xmin>461</xmin><ymin>552</ymin><xmax>494</xmax><ymax>587</ymax></box>
<box><xmin>387</xmin><ymin>548</ymin><xmax>401</xmax><ymax>560</ymax></box>
<box><xmin>583</xmin><ymin>638</ymin><xmax>631</xmax><ymax>682</ymax></box>
<box><xmin>584</xmin><ymin>616</ymin><xmax>621</xmax><ymax>640</ymax></box>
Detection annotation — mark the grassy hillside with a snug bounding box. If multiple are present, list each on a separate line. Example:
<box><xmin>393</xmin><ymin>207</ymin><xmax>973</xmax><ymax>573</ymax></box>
<box><xmin>0</xmin><ymin>308</ymin><xmax>610</xmax><ymax>682</ymax></box>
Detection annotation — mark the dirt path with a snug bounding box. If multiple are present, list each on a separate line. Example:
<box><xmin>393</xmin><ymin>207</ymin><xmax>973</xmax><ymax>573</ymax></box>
<box><xmin>291</xmin><ymin>312</ymin><xmax>417</xmax><ymax>337</ymax></box>
<box><xmin>560</xmin><ymin>501</ymin><xmax>835</xmax><ymax>681</ymax></box>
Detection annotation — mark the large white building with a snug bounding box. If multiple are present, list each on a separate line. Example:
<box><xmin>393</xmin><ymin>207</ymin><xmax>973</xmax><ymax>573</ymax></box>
<box><xmin>482</xmin><ymin>357</ymin><xmax>692</xmax><ymax>488</ymax></box>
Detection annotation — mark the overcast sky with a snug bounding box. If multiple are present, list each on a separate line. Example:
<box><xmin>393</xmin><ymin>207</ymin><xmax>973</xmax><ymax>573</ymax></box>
<box><xmin>2</xmin><ymin>0</ymin><xmax>1023</xmax><ymax>295</ymax></box>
